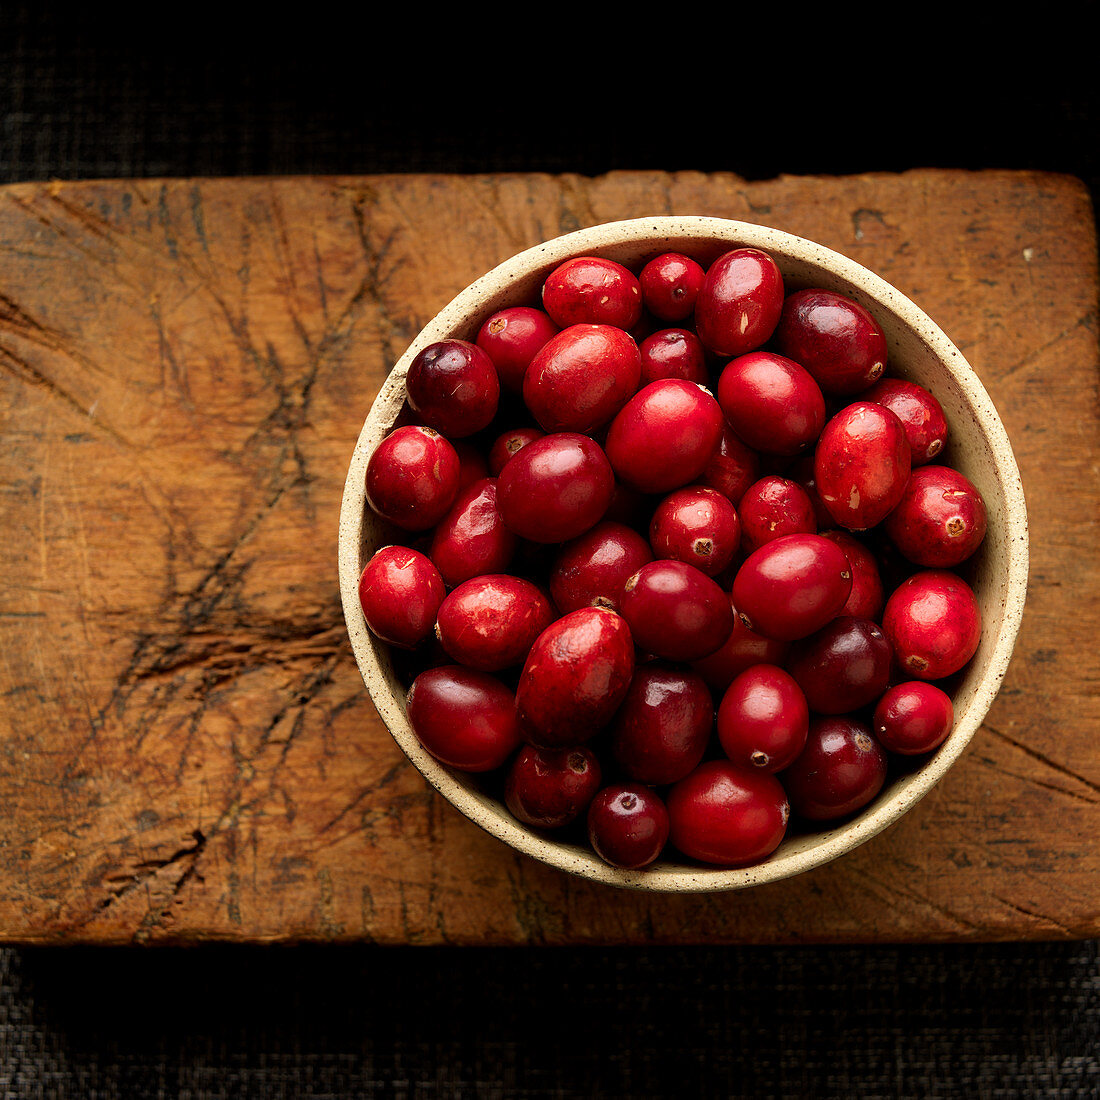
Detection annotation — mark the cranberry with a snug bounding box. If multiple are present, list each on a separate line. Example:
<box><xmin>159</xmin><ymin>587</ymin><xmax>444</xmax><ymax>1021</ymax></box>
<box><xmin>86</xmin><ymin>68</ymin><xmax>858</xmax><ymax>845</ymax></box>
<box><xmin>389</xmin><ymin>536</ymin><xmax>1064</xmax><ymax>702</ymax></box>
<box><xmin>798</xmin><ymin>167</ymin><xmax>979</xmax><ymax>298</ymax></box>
<box><xmin>717</xmin><ymin>664</ymin><xmax>809</xmax><ymax>773</ymax></box>
<box><xmin>699</xmin><ymin>424</ymin><xmax>760</xmax><ymax>505</ymax></box>
<box><xmin>605</xmin><ymin>379</ymin><xmax>725</xmax><ymax>494</ymax></box>
<box><xmin>541</xmin><ymin>256</ymin><xmax>643</xmax><ymax>330</ymax></box>
<box><xmin>738</xmin><ymin>475</ymin><xmax>817</xmax><ymax>555</ymax></box>
<box><xmin>814</xmin><ymin>401</ymin><xmax>911</xmax><ymax>531</ymax></box>
<box><xmin>587</xmin><ymin>784</ymin><xmax>670</xmax><ymax>870</ymax></box>
<box><xmin>691</xmin><ymin>597</ymin><xmax>790</xmax><ymax>692</ymax></box>
<box><xmin>358</xmin><ymin>546</ymin><xmax>446</xmax><ymax>649</ymax></box>
<box><xmin>429</xmin><ymin>477</ymin><xmax>517</xmax><ymax>587</ymax></box>
<box><xmin>731</xmin><ymin>533</ymin><xmax>852</xmax><ymax>642</ymax></box>
<box><xmin>452</xmin><ymin>440</ymin><xmax>490</xmax><ymax>492</ymax></box>
<box><xmin>610</xmin><ymin>663</ymin><xmax>713</xmax><ymax>785</ymax></box>
<box><xmin>488</xmin><ymin>426</ymin><xmax>545</xmax><ymax>476</ymax></box>
<box><xmin>667</xmin><ymin>760</ymin><xmax>789</xmax><ymax>866</ymax></box>
<box><xmin>774</xmin><ymin>288</ymin><xmax>888</xmax><ymax>395</ymax></box>
<box><xmin>882</xmin><ymin>570</ymin><xmax>982</xmax><ymax>680</ymax></box>
<box><xmin>638</xmin><ymin>328</ymin><xmax>709</xmax><ymax>386</ymax></box>
<box><xmin>874</xmin><ymin>681</ymin><xmax>955</xmax><ymax>755</ymax></box>
<box><xmin>405</xmin><ymin>339</ymin><xmax>500</xmax><ymax>438</ymax></box>
<box><xmin>786</xmin><ymin>454</ymin><xmax>835</xmax><ymax>529</ymax></box>
<box><xmin>549</xmin><ymin>520</ymin><xmax>654</xmax><ymax>614</ymax></box>
<box><xmin>405</xmin><ymin>665</ymin><xmax>522</xmax><ymax>772</ymax></box>
<box><xmin>435</xmin><ymin>574</ymin><xmax>555</xmax><ymax>672</ymax></box>
<box><xmin>476</xmin><ymin>305</ymin><xmax>560</xmax><ymax>393</ymax></box>
<box><xmin>786</xmin><ymin>616</ymin><xmax>893</xmax><ymax>714</ymax></box>
<box><xmin>505</xmin><ymin>745</ymin><xmax>602</xmax><ymax>829</ymax></box>
<box><xmin>639</xmin><ymin>252</ymin><xmax>706</xmax><ymax>322</ymax></box>
<box><xmin>515</xmin><ymin>607</ymin><xmax>635</xmax><ymax>747</ymax></box>
<box><xmin>862</xmin><ymin>376</ymin><xmax>948</xmax><ymax>465</ymax></box>
<box><xmin>365</xmin><ymin>425</ymin><xmax>461</xmax><ymax>532</ymax></box>
<box><xmin>496</xmin><ymin>432</ymin><xmax>615</xmax><ymax>543</ymax></box>
<box><xmin>523</xmin><ymin>323</ymin><xmax>642</xmax><ymax>434</ymax></box>
<box><xmin>782</xmin><ymin>716</ymin><xmax>887</xmax><ymax>821</ymax></box>
<box><xmin>884</xmin><ymin>465</ymin><xmax>988</xmax><ymax>568</ymax></box>
<box><xmin>649</xmin><ymin>485</ymin><xmax>741</xmax><ymax>577</ymax></box>
<box><xmin>604</xmin><ymin>480</ymin><xmax>652</xmax><ymax>528</ymax></box>
<box><xmin>818</xmin><ymin>530</ymin><xmax>885</xmax><ymax>620</ymax></box>
<box><xmin>620</xmin><ymin>560</ymin><xmax>735</xmax><ymax>661</ymax></box>
<box><xmin>694</xmin><ymin>248</ymin><xmax>785</xmax><ymax>357</ymax></box>
<box><xmin>716</xmin><ymin>351</ymin><xmax>826</xmax><ymax>456</ymax></box>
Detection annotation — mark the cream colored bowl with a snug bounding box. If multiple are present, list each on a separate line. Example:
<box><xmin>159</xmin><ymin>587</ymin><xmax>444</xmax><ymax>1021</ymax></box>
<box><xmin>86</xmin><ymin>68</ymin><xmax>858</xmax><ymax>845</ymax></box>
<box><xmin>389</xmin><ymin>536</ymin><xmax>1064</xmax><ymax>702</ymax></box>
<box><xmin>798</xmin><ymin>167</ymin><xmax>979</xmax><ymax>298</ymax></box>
<box><xmin>338</xmin><ymin>216</ymin><xmax>1029</xmax><ymax>891</ymax></box>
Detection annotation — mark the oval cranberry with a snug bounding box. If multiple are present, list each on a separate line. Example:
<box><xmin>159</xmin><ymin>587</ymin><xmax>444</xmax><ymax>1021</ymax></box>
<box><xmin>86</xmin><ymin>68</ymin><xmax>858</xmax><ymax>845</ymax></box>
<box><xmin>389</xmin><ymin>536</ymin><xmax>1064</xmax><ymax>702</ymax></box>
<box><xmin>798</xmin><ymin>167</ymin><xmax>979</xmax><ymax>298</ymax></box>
<box><xmin>818</xmin><ymin>530</ymin><xmax>885</xmax><ymax>620</ymax></box>
<box><xmin>365</xmin><ymin>425</ymin><xmax>461</xmax><ymax>532</ymax></box>
<box><xmin>476</xmin><ymin>305</ymin><xmax>559</xmax><ymax>393</ymax></box>
<box><xmin>786</xmin><ymin>616</ymin><xmax>893</xmax><ymax>714</ymax></box>
<box><xmin>667</xmin><ymin>760</ymin><xmax>789</xmax><ymax>866</ymax></box>
<box><xmin>694</xmin><ymin>248</ymin><xmax>785</xmax><ymax>358</ymax></box>
<box><xmin>874</xmin><ymin>681</ymin><xmax>955</xmax><ymax>755</ymax></box>
<box><xmin>691</xmin><ymin>597</ymin><xmax>790</xmax><ymax>692</ymax></box>
<box><xmin>505</xmin><ymin>745</ymin><xmax>602</xmax><ymax>829</ymax></box>
<box><xmin>884</xmin><ymin>465</ymin><xmax>988</xmax><ymax>568</ymax></box>
<box><xmin>738</xmin><ymin>475</ymin><xmax>817</xmax><ymax>555</ymax></box>
<box><xmin>782</xmin><ymin>716</ymin><xmax>887</xmax><ymax>821</ymax></box>
<box><xmin>405</xmin><ymin>665</ymin><xmax>522</xmax><ymax>772</ymax></box>
<box><xmin>862</xmin><ymin>376</ymin><xmax>949</xmax><ymax>465</ymax></box>
<box><xmin>587</xmin><ymin>784</ymin><xmax>670</xmax><ymax>870</ymax></box>
<box><xmin>717</xmin><ymin>664</ymin><xmax>809</xmax><ymax>773</ymax></box>
<box><xmin>405</xmin><ymin>338</ymin><xmax>500</xmax><ymax>438</ymax></box>
<box><xmin>488</xmin><ymin>426</ymin><xmax>545</xmax><ymax>477</ymax></box>
<box><xmin>549</xmin><ymin>521</ymin><xmax>654</xmax><ymax>614</ymax></box>
<box><xmin>649</xmin><ymin>485</ymin><xmax>741</xmax><ymax>577</ymax></box>
<box><xmin>882</xmin><ymin>570</ymin><xmax>982</xmax><ymax>680</ymax></box>
<box><xmin>358</xmin><ymin>545</ymin><xmax>446</xmax><ymax>649</ymax></box>
<box><xmin>638</xmin><ymin>328</ymin><xmax>708</xmax><ymax>386</ymax></box>
<box><xmin>429</xmin><ymin>477</ymin><xmax>517</xmax><ymax>587</ymax></box>
<box><xmin>541</xmin><ymin>256</ymin><xmax>643</xmax><ymax>330</ymax></box>
<box><xmin>639</xmin><ymin>252</ymin><xmax>706</xmax><ymax>322</ymax></box>
<box><xmin>699</xmin><ymin>424</ymin><xmax>760</xmax><ymax>505</ymax></box>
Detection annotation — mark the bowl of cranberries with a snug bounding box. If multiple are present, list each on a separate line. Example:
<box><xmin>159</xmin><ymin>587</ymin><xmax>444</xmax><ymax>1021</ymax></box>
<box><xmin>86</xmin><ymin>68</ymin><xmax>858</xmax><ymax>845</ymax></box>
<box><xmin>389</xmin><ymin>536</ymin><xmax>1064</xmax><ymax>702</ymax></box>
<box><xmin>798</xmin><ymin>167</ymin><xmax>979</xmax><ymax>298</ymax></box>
<box><xmin>338</xmin><ymin>216</ymin><xmax>1028</xmax><ymax>890</ymax></box>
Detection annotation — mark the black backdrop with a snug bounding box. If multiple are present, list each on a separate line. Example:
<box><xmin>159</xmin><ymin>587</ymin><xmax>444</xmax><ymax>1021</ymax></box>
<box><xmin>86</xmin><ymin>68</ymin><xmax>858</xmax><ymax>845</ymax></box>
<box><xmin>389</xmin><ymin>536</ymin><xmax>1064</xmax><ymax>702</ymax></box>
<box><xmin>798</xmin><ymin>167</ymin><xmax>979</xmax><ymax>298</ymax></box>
<box><xmin>2</xmin><ymin>8</ymin><xmax>1099</xmax><ymax>1098</ymax></box>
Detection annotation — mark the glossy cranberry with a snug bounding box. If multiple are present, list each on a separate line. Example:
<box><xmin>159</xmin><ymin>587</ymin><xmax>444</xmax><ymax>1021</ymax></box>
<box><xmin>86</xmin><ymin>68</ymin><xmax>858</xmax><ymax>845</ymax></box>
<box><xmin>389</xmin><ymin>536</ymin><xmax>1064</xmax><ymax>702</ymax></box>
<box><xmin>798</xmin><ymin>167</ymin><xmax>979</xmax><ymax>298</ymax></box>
<box><xmin>605</xmin><ymin>379</ymin><xmax>725</xmax><ymax>494</ymax></box>
<box><xmin>814</xmin><ymin>401</ymin><xmax>911</xmax><ymax>531</ymax></box>
<box><xmin>731</xmin><ymin>534</ymin><xmax>852</xmax><ymax>642</ymax></box>
<box><xmin>639</xmin><ymin>252</ymin><xmax>706</xmax><ymax>322</ymax></box>
<box><xmin>738</xmin><ymin>475</ymin><xmax>817</xmax><ymax>554</ymax></box>
<box><xmin>717</xmin><ymin>664</ymin><xmax>809</xmax><ymax>773</ymax></box>
<box><xmin>488</xmin><ymin>426</ymin><xmax>545</xmax><ymax>476</ymax></box>
<box><xmin>452</xmin><ymin>440</ymin><xmax>490</xmax><ymax>492</ymax></box>
<box><xmin>549</xmin><ymin>521</ymin><xmax>654</xmax><ymax>614</ymax></box>
<box><xmin>497</xmin><ymin>432</ymin><xmax>615</xmax><ymax>543</ymax></box>
<box><xmin>476</xmin><ymin>305</ymin><xmax>560</xmax><ymax>393</ymax></box>
<box><xmin>667</xmin><ymin>760</ymin><xmax>789</xmax><ymax>866</ymax></box>
<box><xmin>638</xmin><ymin>328</ymin><xmax>708</xmax><ymax>386</ymax></box>
<box><xmin>818</xmin><ymin>530</ymin><xmax>885</xmax><ymax>620</ymax></box>
<box><xmin>435</xmin><ymin>574</ymin><xmax>555</xmax><ymax>672</ymax></box>
<box><xmin>690</xmin><ymin>597</ymin><xmax>790</xmax><ymax>692</ymax></box>
<box><xmin>429</xmin><ymin>477</ymin><xmax>517</xmax><ymax>587</ymax></box>
<box><xmin>357</xmin><ymin>546</ymin><xmax>446</xmax><ymax>649</ymax></box>
<box><xmin>620</xmin><ymin>560</ymin><xmax>734</xmax><ymax>661</ymax></box>
<box><xmin>523</xmin><ymin>323</ymin><xmax>642</xmax><ymax>434</ymax></box>
<box><xmin>884</xmin><ymin>465</ymin><xmax>988</xmax><ymax>567</ymax></box>
<box><xmin>610</xmin><ymin>664</ymin><xmax>713</xmax><ymax>785</ymax></box>
<box><xmin>694</xmin><ymin>248</ymin><xmax>785</xmax><ymax>358</ymax></box>
<box><xmin>786</xmin><ymin>616</ymin><xmax>893</xmax><ymax>714</ymax></box>
<box><xmin>699</xmin><ymin>424</ymin><xmax>760</xmax><ymax>505</ymax></box>
<box><xmin>716</xmin><ymin>351</ymin><xmax>827</xmax><ymax>456</ymax></box>
<box><xmin>649</xmin><ymin>485</ymin><xmax>741</xmax><ymax>577</ymax></box>
<box><xmin>405</xmin><ymin>338</ymin><xmax>500</xmax><ymax>438</ymax></box>
<box><xmin>365</xmin><ymin>425</ymin><xmax>461</xmax><ymax>532</ymax></box>
<box><xmin>862</xmin><ymin>376</ymin><xmax>949</xmax><ymax>465</ymax></box>
<box><xmin>774</xmin><ymin>288</ymin><xmax>888</xmax><ymax>395</ymax></box>
<box><xmin>587</xmin><ymin>784</ymin><xmax>670</xmax><ymax>870</ymax></box>
<box><xmin>541</xmin><ymin>256</ymin><xmax>643</xmax><ymax>330</ymax></box>
<box><xmin>515</xmin><ymin>607</ymin><xmax>635</xmax><ymax>747</ymax></box>
<box><xmin>874</xmin><ymin>681</ymin><xmax>955</xmax><ymax>755</ymax></box>
<box><xmin>405</xmin><ymin>665</ymin><xmax>522</xmax><ymax>772</ymax></box>
<box><xmin>781</xmin><ymin>716</ymin><xmax>887</xmax><ymax>821</ymax></box>
<box><xmin>505</xmin><ymin>745</ymin><xmax>602</xmax><ymax>829</ymax></box>
<box><xmin>882</xmin><ymin>570</ymin><xmax>982</xmax><ymax>680</ymax></box>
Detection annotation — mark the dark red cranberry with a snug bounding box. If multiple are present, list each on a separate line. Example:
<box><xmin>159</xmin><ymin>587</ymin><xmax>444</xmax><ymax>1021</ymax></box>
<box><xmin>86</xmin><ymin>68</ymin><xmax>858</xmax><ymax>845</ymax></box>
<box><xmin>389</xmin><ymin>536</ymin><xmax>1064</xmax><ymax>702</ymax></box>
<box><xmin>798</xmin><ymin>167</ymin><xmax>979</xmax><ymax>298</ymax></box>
<box><xmin>699</xmin><ymin>424</ymin><xmax>760</xmax><ymax>505</ymax></box>
<box><xmin>717</xmin><ymin>664</ymin><xmax>809</xmax><ymax>773</ymax></box>
<box><xmin>884</xmin><ymin>465</ymin><xmax>988</xmax><ymax>567</ymax></box>
<box><xmin>452</xmin><ymin>440</ymin><xmax>490</xmax><ymax>492</ymax></box>
<box><xmin>429</xmin><ymin>477</ymin><xmax>517</xmax><ymax>587</ymax></box>
<box><xmin>488</xmin><ymin>426</ymin><xmax>545</xmax><ymax>476</ymax></box>
<box><xmin>505</xmin><ymin>745</ymin><xmax>602</xmax><ymax>829</ymax></box>
<box><xmin>818</xmin><ymin>530</ymin><xmax>885</xmax><ymax>621</ymax></box>
<box><xmin>365</xmin><ymin>425</ymin><xmax>461</xmax><ymax>532</ymax></box>
<box><xmin>738</xmin><ymin>475</ymin><xmax>817</xmax><ymax>555</ymax></box>
<box><xmin>781</xmin><ymin>716</ymin><xmax>887</xmax><ymax>821</ymax></box>
<box><xmin>541</xmin><ymin>256</ymin><xmax>643</xmax><ymax>330</ymax></box>
<box><xmin>476</xmin><ymin>305</ymin><xmax>560</xmax><ymax>393</ymax></box>
<box><xmin>358</xmin><ymin>546</ymin><xmax>446</xmax><ymax>649</ymax></box>
<box><xmin>639</xmin><ymin>252</ymin><xmax>706</xmax><ymax>322</ymax></box>
<box><xmin>587</xmin><ymin>784</ymin><xmax>670</xmax><ymax>870</ymax></box>
<box><xmin>691</xmin><ymin>597</ymin><xmax>790</xmax><ymax>692</ymax></box>
<box><xmin>405</xmin><ymin>338</ymin><xmax>500</xmax><ymax>438</ymax></box>
<box><xmin>882</xmin><ymin>570</ymin><xmax>982</xmax><ymax>680</ymax></box>
<box><xmin>786</xmin><ymin>454</ymin><xmax>835</xmax><ymax>529</ymax></box>
<box><xmin>694</xmin><ymin>248</ymin><xmax>785</xmax><ymax>357</ymax></box>
<box><xmin>873</xmin><ymin>681</ymin><xmax>955</xmax><ymax>755</ymax></box>
<box><xmin>603</xmin><ymin>480</ymin><xmax>652</xmax><ymax>528</ymax></box>
<box><xmin>861</xmin><ymin>376</ymin><xmax>948</xmax><ymax>465</ymax></box>
<box><xmin>638</xmin><ymin>328</ymin><xmax>709</xmax><ymax>386</ymax></box>
<box><xmin>649</xmin><ymin>485</ymin><xmax>741</xmax><ymax>577</ymax></box>
<box><xmin>549</xmin><ymin>521</ymin><xmax>654</xmax><ymax>614</ymax></box>
<box><xmin>786</xmin><ymin>616</ymin><xmax>893</xmax><ymax>714</ymax></box>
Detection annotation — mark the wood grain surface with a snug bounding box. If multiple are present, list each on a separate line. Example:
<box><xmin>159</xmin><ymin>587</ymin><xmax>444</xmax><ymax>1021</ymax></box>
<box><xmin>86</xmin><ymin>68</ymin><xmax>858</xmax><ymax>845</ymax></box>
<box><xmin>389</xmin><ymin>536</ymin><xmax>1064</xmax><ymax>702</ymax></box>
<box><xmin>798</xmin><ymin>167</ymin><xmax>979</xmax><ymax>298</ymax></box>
<box><xmin>0</xmin><ymin>170</ymin><xmax>1096</xmax><ymax>945</ymax></box>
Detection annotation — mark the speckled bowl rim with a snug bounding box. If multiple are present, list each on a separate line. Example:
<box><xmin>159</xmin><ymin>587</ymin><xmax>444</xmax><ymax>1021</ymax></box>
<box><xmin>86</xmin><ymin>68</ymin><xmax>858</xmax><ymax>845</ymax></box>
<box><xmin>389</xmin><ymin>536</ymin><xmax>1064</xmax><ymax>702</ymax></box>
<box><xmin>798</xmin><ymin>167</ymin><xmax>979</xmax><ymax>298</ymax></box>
<box><xmin>338</xmin><ymin>216</ymin><xmax>1029</xmax><ymax>892</ymax></box>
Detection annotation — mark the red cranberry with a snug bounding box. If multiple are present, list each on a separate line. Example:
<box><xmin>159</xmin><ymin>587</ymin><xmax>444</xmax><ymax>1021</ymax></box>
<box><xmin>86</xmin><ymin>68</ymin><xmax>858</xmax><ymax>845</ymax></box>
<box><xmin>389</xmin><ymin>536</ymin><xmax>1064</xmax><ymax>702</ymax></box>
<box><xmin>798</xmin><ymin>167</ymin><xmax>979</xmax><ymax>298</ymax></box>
<box><xmin>610</xmin><ymin>664</ymin><xmax>713</xmax><ymax>785</ymax></box>
<box><xmin>604</xmin><ymin>480</ymin><xmax>652</xmax><ymax>528</ymax></box>
<box><xmin>452</xmin><ymin>440</ymin><xmax>490</xmax><ymax>492</ymax></box>
<box><xmin>496</xmin><ymin>432</ymin><xmax>615</xmax><ymax>543</ymax></box>
<box><xmin>649</xmin><ymin>486</ymin><xmax>741</xmax><ymax>577</ymax></box>
<box><xmin>620</xmin><ymin>560</ymin><xmax>735</xmax><ymax>661</ymax></box>
<box><xmin>738</xmin><ymin>475</ymin><xmax>817</xmax><ymax>555</ymax></box>
<box><xmin>358</xmin><ymin>546</ymin><xmax>446</xmax><ymax>649</ymax></box>
<box><xmin>365</xmin><ymin>425</ymin><xmax>461</xmax><ymax>532</ymax></box>
<box><xmin>639</xmin><ymin>252</ymin><xmax>706</xmax><ymax>322</ymax></box>
<box><xmin>549</xmin><ymin>521</ymin><xmax>654</xmax><ymax>614</ymax></box>
<box><xmin>782</xmin><ymin>716</ymin><xmax>887</xmax><ymax>821</ymax></box>
<box><xmin>605</xmin><ymin>379</ymin><xmax>725</xmax><ymax>494</ymax></box>
<box><xmin>884</xmin><ymin>465</ymin><xmax>988</xmax><ymax>567</ymax></box>
<box><xmin>694</xmin><ymin>248</ymin><xmax>785</xmax><ymax>358</ymax></box>
<box><xmin>405</xmin><ymin>338</ymin><xmax>500</xmax><ymax>438</ymax></box>
<box><xmin>882</xmin><ymin>570</ymin><xmax>982</xmax><ymax>680</ymax></box>
<box><xmin>429</xmin><ymin>477</ymin><xmax>517</xmax><ymax>587</ymax></box>
<box><xmin>785</xmin><ymin>454</ymin><xmax>835</xmax><ymax>529</ymax></box>
<box><xmin>505</xmin><ymin>745</ymin><xmax>602</xmax><ymax>829</ymax></box>
<box><xmin>873</xmin><ymin>681</ymin><xmax>955</xmax><ymax>755</ymax></box>
<box><xmin>786</xmin><ymin>616</ymin><xmax>893</xmax><ymax>714</ymax></box>
<box><xmin>862</xmin><ymin>376</ymin><xmax>949</xmax><ymax>465</ymax></box>
<box><xmin>814</xmin><ymin>401</ymin><xmax>911</xmax><ymax>531</ymax></box>
<box><xmin>717</xmin><ymin>664</ymin><xmax>809</xmax><ymax>773</ymax></box>
<box><xmin>638</xmin><ymin>328</ymin><xmax>709</xmax><ymax>386</ymax></box>
<box><xmin>774</xmin><ymin>288</ymin><xmax>888</xmax><ymax>395</ymax></box>
<box><xmin>405</xmin><ymin>665</ymin><xmax>522</xmax><ymax>772</ymax></box>
<box><xmin>587</xmin><ymin>784</ymin><xmax>670</xmax><ymax>870</ymax></box>
<box><xmin>476</xmin><ymin>305</ymin><xmax>560</xmax><ymax>393</ymax></box>
<box><xmin>667</xmin><ymin>760</ymin><xmax>789</xmax><ymax>866</ymax></box>
<box><xmin>716</xmin><ymin>351</ymin><xmax>826</xmax><ymax>456</ymax></box>
<box><xmin>488</xmin><ymin>426</ymin><xmax>545</xmax><ymax>476</ymax></box>
<box><xmin>691</xmin><ymin>597</ymin><xmax>790</xmax><ymax>692</ymax></box>
<box><xmin>541</xmin><ymin>256</ymin><xmax>643</xmax><ymax>330</ymax></box>
<box><xmin>515</xmin><ymin>607</ymin><xmax>635</xmax><ymax>747</ymax></box>
<box><xmin>699</xmin><ymin>424</ymin><xmax>760</xmax><ymax>505</ymax></box>
<box><xmin>818</xmin><ymin>530</ymin><xmax>885</xmax><ymax>620</ymax></box>
<box><xmin>523</xmin><ymin>323</ymin><xmax>642</xmax><ymax>434</ymax></box>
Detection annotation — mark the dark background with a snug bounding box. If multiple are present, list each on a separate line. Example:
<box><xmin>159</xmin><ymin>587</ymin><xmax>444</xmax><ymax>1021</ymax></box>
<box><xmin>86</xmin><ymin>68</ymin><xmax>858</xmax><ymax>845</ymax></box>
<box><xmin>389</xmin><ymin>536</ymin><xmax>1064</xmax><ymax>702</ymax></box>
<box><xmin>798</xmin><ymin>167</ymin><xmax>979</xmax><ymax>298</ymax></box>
<box><xmin>2</xmin><ymin>7</ymin><xmax>1099</xmax><ymax>1099</ymax></box>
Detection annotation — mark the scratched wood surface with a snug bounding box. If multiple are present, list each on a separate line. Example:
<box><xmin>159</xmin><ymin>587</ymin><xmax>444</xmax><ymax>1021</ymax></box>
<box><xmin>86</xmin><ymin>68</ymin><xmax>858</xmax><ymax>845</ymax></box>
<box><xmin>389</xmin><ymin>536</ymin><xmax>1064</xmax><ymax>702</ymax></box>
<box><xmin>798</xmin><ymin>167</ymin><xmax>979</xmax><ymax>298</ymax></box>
<box><xmin>0</xmin><ymin>170</ymin><xmax>1096</xmax><ymax>945</ymax></box>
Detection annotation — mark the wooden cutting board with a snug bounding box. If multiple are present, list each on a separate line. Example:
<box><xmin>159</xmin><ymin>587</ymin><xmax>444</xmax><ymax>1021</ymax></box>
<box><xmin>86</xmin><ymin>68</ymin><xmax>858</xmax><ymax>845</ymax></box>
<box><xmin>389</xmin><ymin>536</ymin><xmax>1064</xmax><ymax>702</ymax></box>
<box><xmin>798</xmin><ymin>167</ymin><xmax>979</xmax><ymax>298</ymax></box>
<box><xmin>0</xmin><ymin>170</ymin><xmax>1097</xmax><ymax>945</ymax></box>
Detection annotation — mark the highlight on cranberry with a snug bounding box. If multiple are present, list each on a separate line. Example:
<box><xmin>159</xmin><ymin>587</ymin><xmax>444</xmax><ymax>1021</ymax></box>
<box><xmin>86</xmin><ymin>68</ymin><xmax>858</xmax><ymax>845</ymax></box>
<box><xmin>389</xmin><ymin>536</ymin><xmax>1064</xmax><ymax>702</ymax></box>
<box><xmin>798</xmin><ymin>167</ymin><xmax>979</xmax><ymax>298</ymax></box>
<box><xmin>357</xmin><ymin>243</ymin><xmax>991</xmax><ymax>874</ymax></box>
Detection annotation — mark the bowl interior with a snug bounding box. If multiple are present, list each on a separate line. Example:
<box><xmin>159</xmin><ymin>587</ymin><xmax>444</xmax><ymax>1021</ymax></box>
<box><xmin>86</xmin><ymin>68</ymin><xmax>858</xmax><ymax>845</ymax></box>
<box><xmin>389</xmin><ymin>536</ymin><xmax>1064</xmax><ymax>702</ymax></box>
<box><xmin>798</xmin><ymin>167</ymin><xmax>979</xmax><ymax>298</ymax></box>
<box><xmin>338</xmin><ymin>217</ymin><xmax>1029</xmax><ymax>892</ymax></box>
